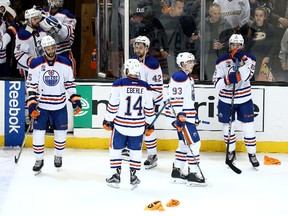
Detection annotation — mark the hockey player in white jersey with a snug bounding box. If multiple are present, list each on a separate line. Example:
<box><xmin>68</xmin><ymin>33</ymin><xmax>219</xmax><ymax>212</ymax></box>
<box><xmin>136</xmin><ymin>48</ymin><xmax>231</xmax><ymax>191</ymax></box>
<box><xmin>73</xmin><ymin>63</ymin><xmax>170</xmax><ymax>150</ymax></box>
<box><xmin>212</xmin><ymin>34</ymin><xmax>259</xmax><ymax>168</ymax></box>
<box><xmin>40</xmin><ymin>0</ymin><xmax>77</xmax><ymax>77</ymax></box>
<box><xmin>132</xmin><ymin>36</ymin><xmax>164</xmax><ymax>169</ymax></box>
<box><xmin>0</xmin><ymin>0</ymin><xmax>17</xmax><ymax>77</ymax></box>
<box><xmin>26</xmin><ymin>35</ymin><xmax>82</xmax><ymax>173</ymax></box>
<box><xmin>166</xmin><ymin>52</ymin><xmax>206</xmax><ymax>186</ymax></box>
<box><xmin>103</xmin><ymin>59</ymin><xmax>155</xmax><ymax>189</ymax></box>
<box><xmin>14</xmin><ymin>6</ymin><xmax>47</xmax><ymax>78</ymax></box>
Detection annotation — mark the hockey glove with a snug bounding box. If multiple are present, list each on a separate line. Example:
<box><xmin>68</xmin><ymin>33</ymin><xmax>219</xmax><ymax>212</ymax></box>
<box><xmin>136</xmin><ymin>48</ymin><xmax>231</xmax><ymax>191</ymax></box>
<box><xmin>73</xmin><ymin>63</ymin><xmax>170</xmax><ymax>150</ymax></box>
<box><xmin>172</xmin><ymin>112</ymin><xmax>186</xmax><ymax>132</ymax></box>
<box><xmin>224</xmin><ymin>72</ymin><xmax>241</xmax><ymax>85</ymax></box>
<box><xmin>45</xmin><ymin>16</ymin><xmax>62</xmax><ymax>31</ymax></box>
<box><xmin>230</xmin><ymin>48</ymin><xmax>247</xmax><ymax>61</ymax></box>
<box><xmin>103</xmin><ymin>120</ymin><xmax>114</xmax><ymax>131</ymax></box>
<box><xmin>145</xmin><ymin>123</ymin><xmax>154</xmax><ymax>136</ymax></box>
<box><xmin>26</xmin><ymin>99</ymin><xmax>40</xmax><ymax>119</ymax></box>
<box><xmin>69</xmin><ymin>94</ymin><xmax>82</xmax><ymax>115</ymax></box>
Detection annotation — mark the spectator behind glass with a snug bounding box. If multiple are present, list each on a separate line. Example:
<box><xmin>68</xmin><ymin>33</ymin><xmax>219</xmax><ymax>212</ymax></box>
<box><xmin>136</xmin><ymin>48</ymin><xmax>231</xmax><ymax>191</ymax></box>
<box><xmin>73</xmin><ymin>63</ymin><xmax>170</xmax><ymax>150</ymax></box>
<box><xmin>213</xmin><ymin>0</ymin><xmax>250</xmax><ymax>30</ymax></box>
<box><xmin>159</xmin><ymin>0</ymin><xmax>186</xmax><ymax>76</ymax></box>
<box><xmin>279</xmin><ymin>28</ymin><xmax>288</xmax><ymax>81</ymax></box>
<box><xmin>140</xmin><ymin>5</ymin><xmax>170</xmax><ymax>79</ymax></box>
<box><xmin>194</xmin><ymin>3</ymin><xmax>233</xmax><ymax>80</ymax></box>
<box><xmin>249</xmin><ymin>7</ymin><xmax>276</xmax><ymax>80</ymax></box>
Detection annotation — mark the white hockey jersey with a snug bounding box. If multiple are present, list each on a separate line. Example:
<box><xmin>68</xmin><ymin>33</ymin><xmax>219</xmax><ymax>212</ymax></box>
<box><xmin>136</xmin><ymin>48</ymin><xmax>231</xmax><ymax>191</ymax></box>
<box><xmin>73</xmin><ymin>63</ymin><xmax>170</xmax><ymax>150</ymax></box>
<box><xmin>213</xmin><ymin>53</ymin><xmax>256</xmax><ymax>105</ymax></box>
<box><xmin>0</xmin><ymin>19</ymin><xmax>11</xmax><ymax>64</ymax></box>
<box><xmin>104</xmin><ymin>77</ymin><xmax>155</xmax><ymax>136</ymax></box>
<box><xmin>166</xmin><ymin>71</ymin><xmax>197</xmax><ymax>124</ymax></box>
<box><xmin>133</xmin><ymin>55</ymin><xmax>164</xmax><ymax>106</ymax></box>
<box><xmin>213</xmin><ymin>0</ymin><xmax>250</xmax><ymax>28</ymax></box>
<box><xmin>14</xmin><ymin>25</ymin><xmax>47</xmax><ymax>70</ymax></box>
<box><xmin>26</xmin><ymin>55</ymin><xmax>76</xmax><ymax>111</ymax></box>
<box><xmin>43</xmin><ymin>8</ymin><xmax>76</xmax><ymax>55</ymax></box>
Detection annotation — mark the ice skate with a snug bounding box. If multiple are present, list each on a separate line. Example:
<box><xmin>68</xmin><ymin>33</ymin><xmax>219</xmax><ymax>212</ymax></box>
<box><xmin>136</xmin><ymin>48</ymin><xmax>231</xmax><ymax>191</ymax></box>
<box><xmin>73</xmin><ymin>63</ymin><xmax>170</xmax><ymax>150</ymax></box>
<box><xmin>106</xmin><ymin>173</ymin><xmax>121</xmax><ymax>189</ymax></box>
<box><xmin>144</xmin><ymin>154</ymin><xmax>158</xmax><ymax>169</ymax></box>
<box><xmin>33</xmin><ymin>160</ymin><xmax>44</xmax><ymax>175</ymax></box>
<box><xmin>186</xmin><ymin>172</ymin><xmax>207</xmax><ymax>187</ymax></box>
<box><xmin>54</xmin><ymin>156</ymin><xmax>62</xmax><ymax>169</ymax></box>
<box><xmin>248</xmin><ymin>153</ymin><xmax>260</xmax><ymax>170</ymax></box>
<box><xmin>171</xmin><ymin>163</ymin><xmax>188</xmax><ymax>184</ymax></box>
<box><xmin>130</xmin><ymin>170</ymin><xmax>140</xmax><ymax>190</ymax></box>
<box><xmin>121</xmin><ymin>148</ymin><xmax>130</xmax><ymax>162</ymax></box>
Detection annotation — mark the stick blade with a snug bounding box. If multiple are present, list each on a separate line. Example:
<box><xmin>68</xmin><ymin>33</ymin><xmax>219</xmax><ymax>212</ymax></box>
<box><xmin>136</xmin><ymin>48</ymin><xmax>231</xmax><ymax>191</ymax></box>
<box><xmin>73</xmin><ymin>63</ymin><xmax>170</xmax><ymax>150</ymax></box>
<box><xmin>226</xmin><ymin>161</ymin><xmax>242</xmax><ymax>174</ymax></box>
<box><xmin>14</xmin><ymin>156</ymin><xmax>18</xmax><ymax>164</ymax></box>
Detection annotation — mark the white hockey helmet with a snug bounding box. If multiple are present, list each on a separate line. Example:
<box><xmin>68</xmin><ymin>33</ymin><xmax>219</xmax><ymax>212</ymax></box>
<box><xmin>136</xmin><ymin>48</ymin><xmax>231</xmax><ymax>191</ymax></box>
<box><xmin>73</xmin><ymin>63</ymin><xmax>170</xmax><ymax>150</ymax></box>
<box><xmin>176</xmin><ymin>52</ymin><xmax>195</xmax><ymax>68</ymax></box>
<box><xmin>25</xmin><ymin>6</ymin><xmax>41</xmax><ymax>21</ymax></box>
<box><xmin>48</xmin><ymin>0</ymin><xmax>64</xmax><ymax>8</ymax></box>
<box><xmin>123</xmin><ymin>59</ymin><xmax>141</xmax><ymax>78</ymax></box>
<box><xmin>134</xmin><ymin>36</ymin><xmax>150</xmax><ymax>48</ymax></box>
<box><xmin>0</xmin><ymin>0</ymin><xmax>10</xmax><ymax>7</ymax></box>
<box><xmin>41</xmin><ymin>35</ymin><xmax>56</xmax><ymax>49</ymax></box>
<box><xmin>229</xmin><ymin>34</ymin><xmax>244</xmax><ymax>45</ymax></box>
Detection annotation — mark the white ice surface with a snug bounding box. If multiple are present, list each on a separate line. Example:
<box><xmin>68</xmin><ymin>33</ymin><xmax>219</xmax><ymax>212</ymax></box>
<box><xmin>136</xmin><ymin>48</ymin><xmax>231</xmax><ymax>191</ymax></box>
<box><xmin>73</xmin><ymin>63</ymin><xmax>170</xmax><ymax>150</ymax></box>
<box><xmin>0</xmin><ymin>148</ymin><xmax>287</xmax><ymax>216</ymax></box>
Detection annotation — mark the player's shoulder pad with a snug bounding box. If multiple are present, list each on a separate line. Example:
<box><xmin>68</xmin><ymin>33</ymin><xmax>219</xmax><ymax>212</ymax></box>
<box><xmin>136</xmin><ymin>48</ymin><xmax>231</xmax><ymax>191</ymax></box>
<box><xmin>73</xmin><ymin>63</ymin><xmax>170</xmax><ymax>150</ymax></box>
<box><xmin>56</xmin><ymin>55</ymin><xmax>72</xmax><ymax>66</ymax></box>
<box><xmin>29</xmin><ymin>56</ymin><xmax>45</xmax><ymax>68</ymax></box>
<box><xmin>17</xmin><ymin>29</ymin><xmax>32</xmax><ymax>40</ymax></box>
<box><xmin>215</xmin><ymin>54</ymin><xmax>230</xmax><ymax>65</ymax></box>
<box><xmin>112</xmin><ymin>78</ymin><xmax>123</xmax><ymax>87</ymax></box>
<box><xmin>144</xmin><ymin>55</ymin><xmax>160</xmax><ymax>69</ymax></box>
<box><xmin>58</xmin><ymin>9</ymin><xmax>75</xmax><ymax>19</ymax></box>
<box><xmin>171</xmin><ymin>71</ymin><xmax>188</xmax><ymax>82</ymax></box>
<box><xmin>138</xmin><ymin>79</ymin><xmax>152</xmax><ymax>90</ymax></box>
<box><xmin>245</xmin><ymin>53</ymin><xmax>256</xmax><ymax>61</ymax></box>
<box><xmin>0</xmin><ymin>19</ymin><xmax>3</xmax><ymax>26</ymax></box>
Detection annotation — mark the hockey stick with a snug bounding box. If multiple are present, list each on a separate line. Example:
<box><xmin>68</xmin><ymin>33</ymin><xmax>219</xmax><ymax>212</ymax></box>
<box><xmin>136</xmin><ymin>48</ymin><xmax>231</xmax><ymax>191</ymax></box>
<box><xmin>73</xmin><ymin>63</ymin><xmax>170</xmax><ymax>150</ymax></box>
<box><xmin>168</xmin><ymin>99</ymin><xmax>206</xmax><ymax>180</ymax></box>
<box><xmin>14</xmin><ymin>119</ymin><xmax>33</xmax><ymax>164</ymax></box>
<box><xmin>225</xmin><ymin>58</ymin><xmax>242</xmax><ymax>174</ymax></box>
<box><xmin>149</xmin><ymin>100</ymin><xmax>168</xmax><ymax>127</ymax></box>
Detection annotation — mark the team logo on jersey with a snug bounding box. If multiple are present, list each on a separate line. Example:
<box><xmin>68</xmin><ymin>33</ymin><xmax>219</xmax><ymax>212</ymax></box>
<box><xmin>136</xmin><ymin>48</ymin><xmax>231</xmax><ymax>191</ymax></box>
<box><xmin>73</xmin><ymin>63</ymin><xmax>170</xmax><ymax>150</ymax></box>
<box><xmin>41</xmin><ymin>65</ymin><xmax>46</xmax><ymax>71</ymax></box>
<box><xmin>43</xmin><ymin>70</ymin><xmax>60</xmax><ymax>86</ymax></box>
<box><xmin>226</xmin><ymin>61</ymin><xmax>232</xmax><ymax>68</ymax></box>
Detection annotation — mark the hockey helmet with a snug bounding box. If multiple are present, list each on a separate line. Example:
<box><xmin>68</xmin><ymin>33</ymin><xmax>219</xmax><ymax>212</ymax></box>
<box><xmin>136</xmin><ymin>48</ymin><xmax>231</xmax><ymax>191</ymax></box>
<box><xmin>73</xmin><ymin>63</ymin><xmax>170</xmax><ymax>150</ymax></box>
<box><xmin>25</xmin><ymin>6</ymin><xmax>41</xmax><ymax>21</ymax></box>
<box><xmin>48</xmin><ymin>0</ymin><xmax>64</xmax><ymax>8</ymax></box>
<box><xmin>41</xmin><ymin>35</ymin><xmax>56</xmax><ymax>49</ymax></box>
<box><xmin>176</xmin><ymin>52</ymin><xmax>195</xmax><ymax>68</ymax></box>
<box><xmin>134</xmin><ymin>36</ymin><xmax>150</xmax><ymax>48</ymax></box>
<box><xmin>229</xmin><ymin>34</ymin><xmax>244</xmax><ymax>45</ymax></box>
<box><xmin>0</xmin><ymin>0</ymin><xmax>10</xmax><ymax>7</ymax></box>
<box><xmin>123</xmin><ymin>59</ymin><xmax>141</xmax><ymax>78</ymax></box>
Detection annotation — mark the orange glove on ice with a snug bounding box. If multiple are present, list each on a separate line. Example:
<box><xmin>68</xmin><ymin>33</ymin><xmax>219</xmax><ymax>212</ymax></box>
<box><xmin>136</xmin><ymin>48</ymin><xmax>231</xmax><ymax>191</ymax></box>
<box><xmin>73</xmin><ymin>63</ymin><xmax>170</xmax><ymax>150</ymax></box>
<box><xmin>166</xmin><ymin>199</ymin><xmax>180</xmax><ymax>207</ymax></box>
<box><xmin>264</xmin><ymin>155</ymin><xmax>281</xmax><ymax>165</ymax></box>
<box><xmin>144</xmin><ymin>200</ymin><xmax>165</xmax><ymax>211</ymax></box>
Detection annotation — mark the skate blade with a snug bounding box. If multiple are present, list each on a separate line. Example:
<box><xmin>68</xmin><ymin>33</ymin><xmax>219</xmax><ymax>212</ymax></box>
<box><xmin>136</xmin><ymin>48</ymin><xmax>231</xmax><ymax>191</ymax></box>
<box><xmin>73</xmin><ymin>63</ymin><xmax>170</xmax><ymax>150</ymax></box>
<box><xmin>251</xmin><ymin>166</ymin><xmax>259</xmax><ymax>171</ymax></box>
<box><xmin>107</xmin><ymin>183</ymin><xmax>120</xmax><ymax>189</ymax></box>
<box><xmin>34</xmin><ymin>170</ymin><xmax>42</xmax><ymax>176</ymax></box>
<box><xmin>144</xmin><ymin>163</ymin><xmax>157</xmax><ymax>170</ymax></box>
<box><xmin>130</xmin><ymin>184</ymin><xmax>139</xmax><ymax>190</ymax></box>
<box><xmin>171</xmin><ymin>178</ymin><xmax>187</xmax><ymax>184</ymax></box>
<box><xmin>186</xmin><ymin>181</ymin><xmax>207</xmax><ymax>187</ymax></box>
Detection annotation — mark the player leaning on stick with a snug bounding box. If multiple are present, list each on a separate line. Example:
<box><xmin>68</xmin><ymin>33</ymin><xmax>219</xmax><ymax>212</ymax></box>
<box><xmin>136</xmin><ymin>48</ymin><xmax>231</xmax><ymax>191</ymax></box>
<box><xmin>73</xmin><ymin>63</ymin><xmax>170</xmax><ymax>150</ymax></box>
<box><xmin>26</xmin><ymin>35</ymin><xmax>82</xmax><ymax>173</ymax></box>
<box><xmin>212</xmin><ymin>34</ymin><xmax>260</xmax><ymax>168</ymax></box>
<box><xmin>166</xmin><ymin>52</ymin><xmax>206</xmax><ymax>186</ymax></box>
<box><xmin>103</xmin><ymin>59</ymin><xmax>156</xmax><ymax>189</ymax></box>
